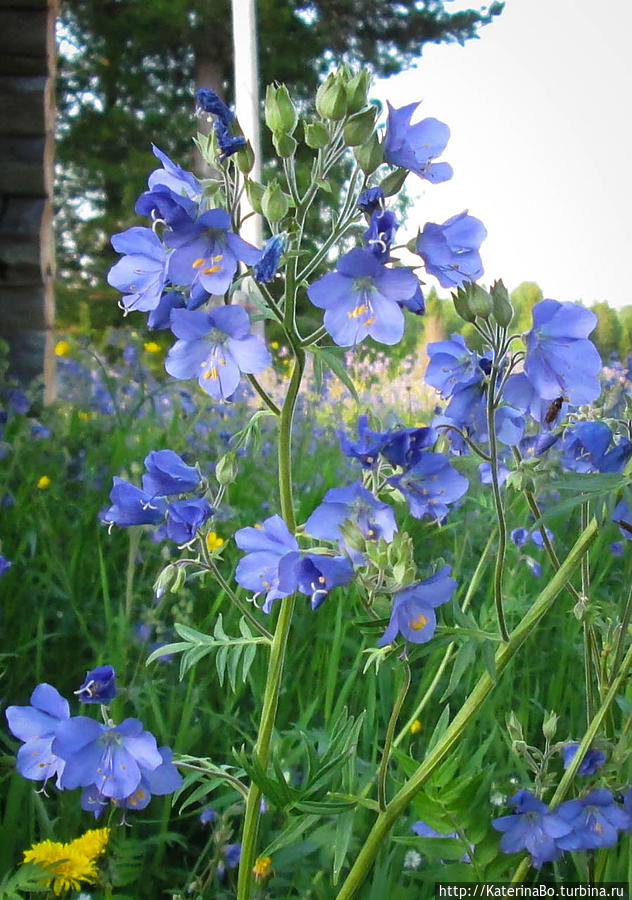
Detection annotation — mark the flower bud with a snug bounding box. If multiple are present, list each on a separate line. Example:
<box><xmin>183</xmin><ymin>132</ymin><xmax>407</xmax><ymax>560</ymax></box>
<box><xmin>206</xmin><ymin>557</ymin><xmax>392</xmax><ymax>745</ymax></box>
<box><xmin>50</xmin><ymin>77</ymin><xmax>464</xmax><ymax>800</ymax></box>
<box><xmin>315</xmin><ymin>73</ymin><xmax>348</xmax><ymax>121</ymax></box>
<box><xmin>261</xmin><ymin>180</ymin><xmax>290</xmax><ymax>222</ymax></box>
<box><xmin>345</xmin><ymin>70</ymin><xmax>371</xmax><ymax>114</ymax></box>
<box><xmin>264</xmin><ymin>83</ymin><xmax>298</xmax><ymax>134</ymax></box>
<box><xmin>380</xmin><ymin>166</ymin><xmax>408</xmax><ymax>197</ymax></box>
<box><xmin>465</xmin><ymin>283</ymin><xmax>493</xmax><ymax>319</ymax></box>
<box><xmin>304</xmin><ymin>121</ymin><xmax>329</xmax><ymax>149</ymax></box>
<box><xmin>491</xmin><ymin>279</ymin><xmax>514</xmax><ymax>327</ymax></box>
<box><xmin>215</xmin><ymin>450</ymin><xmax>239</xmax><ymax>486</ymax></box>
<box><xmin>542</xmin><ymin>710</ymin><xmax>558</xmax><ymax>741</ymax></box>
<box><xmin>272</xmin><ymin>131</ymin><xmax>297</xmax><ymax>158</ymax></box>
<box><xmin>343</xmin><ymin>106</ymin><xmax>376</xmax><ymax>146</ymax></box>
<box><xmin>236</xmin><ymin>141</ymin><xmax>255</xmax><ymax>174</ymax></box>
<box><xmin>506</xmin><ymin>711</ymin><xmax>524</xmax><ymax>743</ymax></box>
<box><xmin>154</xmin><ymin>563</ymin><xmax>179</xmax><ymax>601</ymax></box>
<box><xmin>353</xmin><ymin>133</ymin><xmax>383</xmax><ymax>174</ymax></box>
<box><xmin>452</xmin><ymin>287</ymin><xmax>476</xmax><ymax>323</ymax></box>
<box><xmin>244</xmin><ymin>179</ymin><xmax>265</xmax><ymax>214</ymax></box>
<box><xmin>339</xmin><ymin>520</ymin><xmax>366</xmax><ymax>552</ymax></box>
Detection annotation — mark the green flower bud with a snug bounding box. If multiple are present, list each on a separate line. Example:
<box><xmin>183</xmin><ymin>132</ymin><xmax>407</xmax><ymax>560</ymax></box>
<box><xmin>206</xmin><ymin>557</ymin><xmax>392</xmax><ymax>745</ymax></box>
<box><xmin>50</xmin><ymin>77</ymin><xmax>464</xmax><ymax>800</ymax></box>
<box><xmin>542</xmin><ymin>710</ymin><xmax>558</xmax><ymax>741</ymax></box>
<box><xmin>466</xmin><ymin>283</ymin><xmax>493</xmax><ymax>319</ymax></box>
<box><xmin>264</xmin><ymin>83</ymin><xmax>298</xmax><ymax>134</ymax></box>
<box><xmin>345</xmin><ymin>70</ymin><xmax>371</xmax><ymax>114</ymax></box>
<box><xmin>272</xmin><ymin>131</ymin><xmax>297</xmax><ymax>158</ymax></box>
<box><xmin>353</xmin><ymin>133</ymin><xmax>384</xmax><ymax>175</ymax></box>
<box><xmin>343</xmin><ymin>106</ymin><xmax>377</xmax><ymax>146</ymax></box>
<box><xmin>261</xmin><ymin>180</ymin><xmax>290</xmax><ymax>222</ymax></box>
<box><xmin>491</xmin><ymin>279</ymin><xmax>514</xmax><ymax>327</ymax></box>
<box><xmin>154</xmin><ymin>563</ymin><xmax>179</xmax><ymax>601</ymax></box>
<box><xmin>339</xmin><ymin>520</ymin><xmax>366</xmax><ymax>552</ymax></box>
<box><xmin>452</xmin><ymin>287</ymin><xmax>476</xmax><ymax>324</ymax></box>
<box><xmin>304</xmin><ymin>121</ymin><xmax>329</xmax><ymax>149</ymax></box>
<box><xmin>315</xmin><ymin>73</ymin><xmax>348</xmax><ymax>121</ymax></box>
<box><xmin>215</xmin><ymin>450</ymin><xmax>238</xmax><ymax>486</ymax></box>
<box><xmin>506</xmin><ymin>711</ymin><xmax>524</xmax><ymax>743</ymax></box>
<box><xmin>244</xmin><ymin>179</ymin><xmax>265</xmax><ymax>214</ymax></box>
<box><xmin>236</xmin><ymin>141</ymin><xmax>255</xmax><ymax>174</ymax></box>
<box><xmin>380</xmin><ymin>167</ymin><xmax>408</xmax><ymax>197</ymax></box>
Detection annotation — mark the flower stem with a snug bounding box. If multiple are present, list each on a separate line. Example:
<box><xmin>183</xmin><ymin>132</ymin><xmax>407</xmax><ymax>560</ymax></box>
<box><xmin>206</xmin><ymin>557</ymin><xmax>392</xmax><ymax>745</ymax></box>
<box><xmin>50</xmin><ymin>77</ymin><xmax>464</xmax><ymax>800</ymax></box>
<box><xmin>486</xmin><ymin>361</ymin><xmax>510</xmax><ymax>641</ymax></box>
<box><xmin>335</xmin><ymin>519</ymin><xmax>598</xmax><ymax>900</ymax></box>
<box><xmin>377</xmin><ymin>662</ymin><xmax>410</xmax><ymax>811</ymax></box>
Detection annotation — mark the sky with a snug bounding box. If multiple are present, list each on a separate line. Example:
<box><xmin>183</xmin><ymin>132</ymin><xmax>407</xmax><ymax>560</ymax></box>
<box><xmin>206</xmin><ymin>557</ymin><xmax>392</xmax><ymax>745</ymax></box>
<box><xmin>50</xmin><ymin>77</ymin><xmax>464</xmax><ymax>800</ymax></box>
<box><xmin>372</xmin><ymin>0</ymin><xmax>632</xmax><ymax>309</ymax></box>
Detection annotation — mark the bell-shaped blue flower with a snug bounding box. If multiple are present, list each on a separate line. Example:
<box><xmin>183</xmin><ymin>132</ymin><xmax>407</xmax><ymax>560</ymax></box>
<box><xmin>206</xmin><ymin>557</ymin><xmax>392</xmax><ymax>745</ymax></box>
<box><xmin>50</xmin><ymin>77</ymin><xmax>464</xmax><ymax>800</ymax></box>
<box><xmin>363</xmin><ymin>209</ymin><xmax>398</xmax><ymax>263</ymax></box>
<box><xmin>107</xmin><ymin>227</ymin><xmax>169</xmax><ymax>313</ymax></box>
<box><xmin>561</xmin><ymin>742</ymin><xmax>606</xmax><ymax>776</ymax></box>
<box><xmin>5</xmin><ymin>683</ymin><xmax>70</xmax><ymax>787</ymax></box>
<box><xmin>389</xmin><ymin>452</ymin><xmax>469</xmax><ymax>521</ymax></box>
<box><xmin>492</xmin><ymin>790</ymin><xmax>571</xmax><ymax>868</ymax></box>
<box><xmin>307</xmin><ymin>247</ymin><xmax>420</xmax><ymax>347</ymax></box>
<box><xmin>75</xmin><ymin>665</ymin><xmax>117</xmax><ymax>704</ymax></box>
<box><xmin>416</xmin><ymin>211</ymin><xmax>487</xmax><ymax>289</ymax></box>
<box><xmin>289</xmin><ymin>553</ymin><xmax>354</xmax><ymax>610</ymax></box>
<box><xmin>165</xmin><ymin>208</ymin><xmax>261</xmax><ymax>296</ymax></box>
<box><xmin>234</xmin><ymin>515</ymin><xmax>299</xmax><ymax>613</ymax></box>
<box><xmin>524</xmin><ymin>300</ymin><xmax>602</xmax><ymax>405</ymax></box>
<box><xmin>358</xmin><ymin>187</ymin><xmax>385</xmax><ymax>214</ymax></box>
<box><xmin>142</xmin><ymin>449</ymin><xmax>200</xmax><ymax>497</ymax></box>
<box><xmin>384</xmin><ymin>102</ymin><xmax>452</xmax><ymax>183</ymax></box>
<box><xmin>165</xmin><ymin>305</ymin><xmax>271</xmax><ymax>400</ymax></box>
<box><xmin>425</xmin><ymin>334</ymin><xmax>483</xmax><ymax>397</ymax></box>
<box><xmin>305</xmin><ymin>482</ymin><xmax>397</xmax><ymax>545</ymax></box>
<box><xmin>556</xmin><ymin>789</ymin><xmax>631</xmax><ymax>850</ymax></box>
<box><xmin>166</xmin><ymin>498</ymin><xmax>213</xmax><ymax>544</ymax></box>
<box><xmin>377</xmin><ymin>566</ymin><xmax>457</xmax><ymax>646</ymax></box>
<box><xmin>102</xmin><ymin>478</ymin><xmax>167</xmax><ymax>527</ymax></box>
<box><xmin>146</xmin><ymin>144</ymin><xmax>201</xmax><ymax>201</ymax></box>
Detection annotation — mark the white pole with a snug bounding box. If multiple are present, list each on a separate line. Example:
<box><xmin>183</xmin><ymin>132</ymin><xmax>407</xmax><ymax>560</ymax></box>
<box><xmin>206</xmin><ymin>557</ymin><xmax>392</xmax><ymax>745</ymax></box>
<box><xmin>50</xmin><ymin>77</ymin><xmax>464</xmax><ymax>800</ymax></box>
<box><xmin>231</xmin><ymin>0</ymin><xmax>262</xmax><ymax>249</ymax></box>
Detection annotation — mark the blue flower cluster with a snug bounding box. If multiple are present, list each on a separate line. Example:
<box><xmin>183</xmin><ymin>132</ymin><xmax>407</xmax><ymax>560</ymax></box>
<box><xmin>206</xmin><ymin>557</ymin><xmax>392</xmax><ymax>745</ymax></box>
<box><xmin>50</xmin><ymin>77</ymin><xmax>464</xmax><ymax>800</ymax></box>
<box><xmin>493</xmin><ymin>787</ymin><xmax>632</xmax><ymax>868</ymax></box>
<box><xmin>5</xmin><ymin>672</ymin><xmax>182</xmax><ymax>817</ymax></box>
<box><xmin>102</xmin><ymin>449</ymin><xmax>213</xmax><ymax>544</ymax></box>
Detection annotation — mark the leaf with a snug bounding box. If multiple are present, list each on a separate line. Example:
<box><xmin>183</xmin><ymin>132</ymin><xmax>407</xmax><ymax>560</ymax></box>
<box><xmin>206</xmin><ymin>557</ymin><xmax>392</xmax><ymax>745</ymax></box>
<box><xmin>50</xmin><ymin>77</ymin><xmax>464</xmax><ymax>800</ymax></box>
<box><xmin>215</xmin><ymin>644</ymin><xmax>229</xmax><ymax>687</ymax></box>
<box><xmin>393</xmin><ymin>835</ymin><xmax>466</xmax><ymax>860</ymax></box>
<box><xmin>262</xmin><ymin>814</ymin><xmax>320</xmax><ymax>857</ymax></box>
<box><xmin>333</xmin><ymin>809</ymin><xmax>355</xmax><ymax>884</ymax></box>
<box><xmin>311</xmin><ymin>347</ymin><xmax>359</xmax><ymax>403</ymax></box>
<box><xmin>440</xmin><ymin>642</ymin><xmax>475</xmax><ymax>702</ymax></box>
<box><xmin>426</xmin><ymin>704</ymin><xmax>450</xmax><ymax>754</ymax></box>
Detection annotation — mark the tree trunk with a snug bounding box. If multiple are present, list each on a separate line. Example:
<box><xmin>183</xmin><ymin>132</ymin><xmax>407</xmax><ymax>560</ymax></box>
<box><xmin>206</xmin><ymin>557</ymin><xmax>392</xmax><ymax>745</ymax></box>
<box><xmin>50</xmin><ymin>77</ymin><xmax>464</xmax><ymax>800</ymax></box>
<box><xmin>0</xmin><ymin>0</ymin><xmax>57</xmax><ymax>401</ymax></box>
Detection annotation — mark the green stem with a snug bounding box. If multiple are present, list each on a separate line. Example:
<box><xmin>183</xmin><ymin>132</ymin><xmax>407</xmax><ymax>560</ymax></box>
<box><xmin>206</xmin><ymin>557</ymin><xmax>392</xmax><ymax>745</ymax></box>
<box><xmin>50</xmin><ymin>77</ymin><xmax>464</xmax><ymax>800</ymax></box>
<box><xmin>335</xmin><ymin>519</ymin><xmax>598</xmax><ymax>900</ymax></box>
<box><xmin>377</xmin><ymin>663</ymin><xmax>410</xmax><ymax>811</ymax></box>
<box><xmin>581</xmin><ymin>502</ymin><xmax>596</xmax><ymax>725</ymax></box>
<box><xmin>237</xmin><ymin>352</ymin><xmax>305</xmax><ymax>900</ymax></box>
<box><xmin>487</xmin><ymin>361</ymin><xmax>510</xmax><ymax>641</ymax></box>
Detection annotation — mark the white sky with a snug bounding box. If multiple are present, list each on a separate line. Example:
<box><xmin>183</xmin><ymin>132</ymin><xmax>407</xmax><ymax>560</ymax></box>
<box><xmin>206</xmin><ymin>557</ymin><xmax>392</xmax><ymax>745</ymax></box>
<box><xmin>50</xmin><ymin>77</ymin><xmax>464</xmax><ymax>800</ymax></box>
<box><xmin>372</xmin><ymin>0</ymin><xmax>632</xmax><ymax>309</ymax></box>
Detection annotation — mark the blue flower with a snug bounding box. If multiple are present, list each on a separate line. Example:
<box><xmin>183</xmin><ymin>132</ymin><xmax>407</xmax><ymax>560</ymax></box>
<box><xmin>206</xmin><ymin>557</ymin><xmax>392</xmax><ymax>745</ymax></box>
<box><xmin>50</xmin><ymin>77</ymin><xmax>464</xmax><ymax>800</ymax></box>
<box><xmin>412</xmin><ymin>820</ymin><xmax>471</xmax><ymax>862</ymax></box>
<box><xmin>147</xmin><ymin>291</ymin><xmax>187</xmax><ymax>330</ymax></box>
<box><xmin>384</xmin><ymin>102</ymin><xmax>452</xmax><ymax>183</ymax></box>
<box><xmin>388</xmin><ymin>452</ymin><xmax>469</xmax><ymax>521</ymax></box>
<box><xmin>416</xmin><ymin>212</ymin><xmax>486</xmax><ymax>288</ymax></box>
<box><xmin>560</xmin><ymin>422</ymin><xmax>632</xmax><ymax>474</ymax></box>
<box><xmin>305</xmin><ymin>482</ymin><xmax>397</xmax><ymax>545</ymax></box>
<box><xmin>613</xmin><ymin>500</ymin><xmax>632</xmax><ymax>541</ymax></box>
<box><xmin>610</xmin><ymin>541</ymin><xmax>624</xmax><ymax>557</ymax></box>
<box><xmin>380</xmin><ymin>426</ymin><xmax>438</xmax><ymax>468</ymax></box>
<box><xmin>196</xmin><ymin>88</ymin><xmax>234</xmax><ymax>126</ymax></box>
<box><xmin>107</xmin><ymin>227</ymin><xmax>169</xmax><ymax>313</ymax></box>
<box><xmin>425</xmin><ymin>334</ymin><xmax>483</xmax><ymax>397</ymax></box>
<box><xmin>214</xmin><ymin>120</ymin><xmax>247</xmax><ymax>160</ymax></box>
<box><xmin>224</xmin><ymin>842</ymin><xmax>241</xmax><ymax>869</ymax></box>
<box><xmin>166</xmin><ymin>498</ymin><xmax>213</xmax><ymax>544</ymax></box>
<box><xmin>5</xmin><ymin>683</ymin><xmax>70</xmax><ymax>787</ymax></box>
<box><xmin>75</xmin><ymin>666</ymin><xmax>117</xmax><ymax>704</ymax></box>
<box><xmin>165</xmin><ymin>305</ymin><xmax>271</xmax><ymax>400</ymax></box>
<box><xmin>363</xmin><ymin>209</ymin><xmax>398</xmax><ymax>263</ymax></box>
<box><xmin>53</xmin><ymin>716</ymin><xmax>163</xmax><ymax>800</ymax></box>
<box><xmin>234</xmin><ymin>515</ymin><xmax>299</xmax><ymax>613</ymax></box>
<box><xmin>524</xmin><ymin>300</ymin><xmax>602</xmax><ymax>405</ymax></box>
<box><xmin>146</xmin><ymin>144</ymin><xmax>201</xmax><ymax>201</ymax></box>
<box><xmin>142</xmin><ymin>449</ymin><xmax>200</xmax><ymax>497</ymax></box>
<box><xmin>81</xmin><ymin>746</ymin><xmax>182</xmax><ymax>817</ymax></box>
<box><xmin>377</xmin><ymin>566</ymin><xmax>456</xmax><ymax>646</ymax></box>
<box><xmin>556</xmin><ymin>789</ymin><xmax>631</xmax><ymax>851</ymax></box>
<box><xmin>503</xmin><ymin>373</ymin><xmax>570</xmax><ymax>427</ymax></box>
<box><xmin>102</xmin><ymin>478</ymin><xmax>167</xmax><ymax>527</ymax></box>
<box><xmin>254</xmin><ymin>234</ymin><xmax>285</xmax><ymax>282</ymax></box>
<box><xmin>200</xmin><ymin>805</ymin><xmax>218</xmax><ymax>825</ymax></box>
<box><xmin>358</xmin><ymin>187</ymin><xmax>385</xmax><ymax>214</ymax></box>
<box><xmin>561</xmin><ymin>743</ymin><xmax>606</xmax><ymax>776</ymax></box>
<box><xmin>307</xmin><ymin>248</ymin><xmax>420</xmax><ymax>347</ymax></box>
<box><xmin>492</xmin><ymin>790</ymin><xmax>571</xmax><ymax>868</ymax></box>
<box><xmin>290</xmin><ymin>553</ymin><xmax>354</xmax><ymax>610</ymax></box>
<box><xmin>0</xmin><ymin>554</ymin><xmax>11</xmax><ymax>577</ymax></box>
<box><xmin>165</xmin><ymin>208</ymin><xmax>261</xmax><ymax>297</ymax></box>
<box><xmin>338</xmin><ymin>415</ymin><xmax>388</xmax><ymax>468</ymax></box>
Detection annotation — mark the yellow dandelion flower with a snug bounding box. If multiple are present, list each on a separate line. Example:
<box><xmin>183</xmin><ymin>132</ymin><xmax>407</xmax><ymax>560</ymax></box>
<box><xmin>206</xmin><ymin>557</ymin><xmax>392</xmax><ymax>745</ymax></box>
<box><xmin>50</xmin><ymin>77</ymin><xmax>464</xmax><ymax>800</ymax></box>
<box><xmin>143</xmin><ymin>341</ymin><xmax>161</xmax><ymax>354</ymax></box>
<box><xmin>78</xmin><ymin>410</ymin><xmax>90</xmax><ymax>421</ymax></box>
<box><xmin>270</xmin><ymin>341</ymin><xmax>279</xmax><ymax>350</ymax></box>
<box><xmin>410</xmin><ymin>719</ymin><xmax>422</xmax><ymax>735</ymax></box>
<box><xmin>206</xmin><ymin>531</ymin><xmax>224</xmax><ymax>552</ymax></box>
<box><xmin>23</xmin><ymin>839</ymin><xmax>98</xmax><ymax>895</ymax></box>
<box><xmin>37</xmin><ymin>475</ymin><xmax>51</xmax><ymax>490</ymax></box>
<box><xmin>54</xmin><ymin>340</ymin><xmax>70</xmax><ymax>357</ymax></box>
<box><xmin>252</xmin><ymin>855</ymin><xmax>273</xmax><ymax>882</ymax></box>
<box><xmin>69</xmin><ymin>827</ymin><xmax>110</xmax><ymax>859</ymax></box>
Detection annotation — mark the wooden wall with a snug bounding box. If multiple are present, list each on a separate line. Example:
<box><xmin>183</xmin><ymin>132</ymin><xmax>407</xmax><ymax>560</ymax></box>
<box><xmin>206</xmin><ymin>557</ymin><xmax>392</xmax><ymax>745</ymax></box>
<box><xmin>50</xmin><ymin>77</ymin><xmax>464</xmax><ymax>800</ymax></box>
<box><xmin>0</xmin><ymin>0</ymin><xmax>57</xmax><ymax>400</ymax></box>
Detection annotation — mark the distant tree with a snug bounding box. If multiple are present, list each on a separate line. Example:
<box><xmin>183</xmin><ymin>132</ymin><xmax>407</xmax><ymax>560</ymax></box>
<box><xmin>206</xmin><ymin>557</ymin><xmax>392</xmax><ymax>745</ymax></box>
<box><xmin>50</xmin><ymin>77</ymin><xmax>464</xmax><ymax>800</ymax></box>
<box><xmin>510</xmin><ymin>281</ymin><xmax>543</xmax><ymax>334</ymax></box>
<box><xmin>618</xmin><ymin>305</ymin><xmax>632</xmax><ymax>360</ymax></box>
<box><xmin>55</xmin><ymin>0</ymin><xmax>504</xmax><ymax>331</ymax></box>
<box><xmin>590</xmin><ymin>300</ymin><xmax>622</xmax><ymax>360</ymax></box>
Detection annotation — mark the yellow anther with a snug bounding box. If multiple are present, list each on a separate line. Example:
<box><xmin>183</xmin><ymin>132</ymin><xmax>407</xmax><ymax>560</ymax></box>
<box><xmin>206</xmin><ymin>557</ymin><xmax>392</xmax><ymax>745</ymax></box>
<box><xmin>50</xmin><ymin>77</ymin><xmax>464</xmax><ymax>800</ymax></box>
<box><xmin>203</xmin><ymin>366</ymin><xmax>219</xmax><ymax>380</ymax></box>
<box><xmin>318</xmin><ymin>576</ymin><xmax>326</xmax><ymax>584</ymax></box>
<box><xmin>192</xmin><ymin>257</ymin><xmax>206</xmax><ymax>268</ymax></box>
<box><xmin>364</xmin><ymin>316</ymin><xmax>376</xmax><ymax>327</ymax></box>
<box><xmin>212</xmin><ymin>254</ymin><xmax>223</xmax><ymax>262</ymax></box>
<box><xmin>202</xmin><ymin>265</ymin><xmax>221</xmax><ymax>274</ymax></box>
<box><xmin>254</xmin><ymin>523</ymin><xmax>264</xmax><ymax>529</ymax></box>
<box><xmin>410</xmin><ymin>613</ymin><xmax>428</xmax><ymax>632</ymax></box>
<box><xmin>348</xmin><ymin>304</ymin><xmax>368</xmax><ymax>319</ymax></box>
